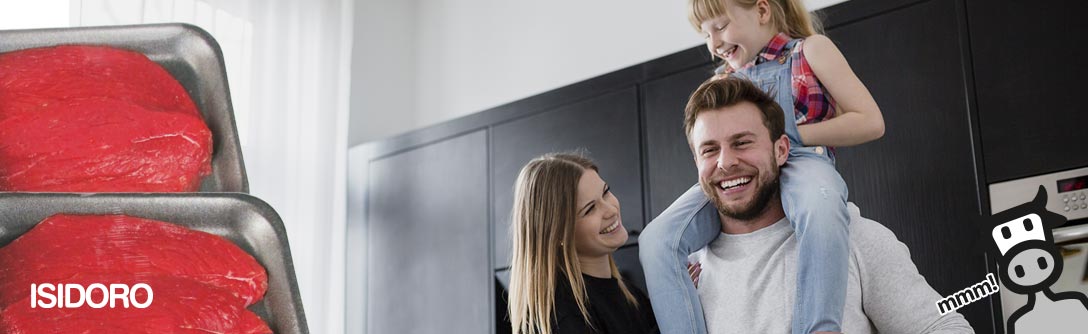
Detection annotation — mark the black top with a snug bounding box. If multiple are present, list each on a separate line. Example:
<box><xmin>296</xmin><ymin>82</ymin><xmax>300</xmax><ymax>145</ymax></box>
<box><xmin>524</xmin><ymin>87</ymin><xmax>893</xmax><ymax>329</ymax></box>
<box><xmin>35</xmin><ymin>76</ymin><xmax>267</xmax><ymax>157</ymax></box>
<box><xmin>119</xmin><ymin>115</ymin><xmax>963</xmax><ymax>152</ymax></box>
<box><xmin>552</xmin><ymin>274</ymin><xmax>659</xmax><ymax>334</ymax></box>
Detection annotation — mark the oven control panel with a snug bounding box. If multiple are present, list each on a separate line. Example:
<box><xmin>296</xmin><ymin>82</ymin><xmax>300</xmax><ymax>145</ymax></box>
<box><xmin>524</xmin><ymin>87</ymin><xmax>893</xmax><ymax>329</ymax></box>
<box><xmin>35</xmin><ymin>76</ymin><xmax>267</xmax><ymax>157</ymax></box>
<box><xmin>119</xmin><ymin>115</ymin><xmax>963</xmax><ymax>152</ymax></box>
<box><xmin>990</xmin><ymin>166</ymin><xmax>1088</xmax><ymax>221</ymax></box>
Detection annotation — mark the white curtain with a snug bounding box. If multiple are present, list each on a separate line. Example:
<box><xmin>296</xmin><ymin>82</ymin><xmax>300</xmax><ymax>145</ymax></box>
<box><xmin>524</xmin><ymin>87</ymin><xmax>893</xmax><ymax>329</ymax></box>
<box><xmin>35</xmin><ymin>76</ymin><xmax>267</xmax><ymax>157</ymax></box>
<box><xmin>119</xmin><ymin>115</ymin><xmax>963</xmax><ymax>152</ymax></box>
<box><xmin>70</xmin><ymin>1</ymin><xmax>352</xmax><ymax>333</ymax></box>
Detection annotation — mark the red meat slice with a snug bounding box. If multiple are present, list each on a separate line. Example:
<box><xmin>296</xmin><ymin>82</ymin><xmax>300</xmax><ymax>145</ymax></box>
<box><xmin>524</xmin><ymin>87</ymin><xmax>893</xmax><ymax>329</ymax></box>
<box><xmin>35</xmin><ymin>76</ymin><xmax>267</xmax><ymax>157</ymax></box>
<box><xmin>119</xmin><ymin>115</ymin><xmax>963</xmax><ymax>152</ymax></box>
<box><xmin>0</xmin><ymin>215</ymin><xmax>268</xmax><ymax>308</ymax></box>
<box><xmin>0</xmin><ymin>276</ymin><xmax>272</xmax><ymax>334</ymax></box>
<box><xmin>0</xmin><ymin>45</ymin><xmax>212</xmax><ymax>192</ymax></box>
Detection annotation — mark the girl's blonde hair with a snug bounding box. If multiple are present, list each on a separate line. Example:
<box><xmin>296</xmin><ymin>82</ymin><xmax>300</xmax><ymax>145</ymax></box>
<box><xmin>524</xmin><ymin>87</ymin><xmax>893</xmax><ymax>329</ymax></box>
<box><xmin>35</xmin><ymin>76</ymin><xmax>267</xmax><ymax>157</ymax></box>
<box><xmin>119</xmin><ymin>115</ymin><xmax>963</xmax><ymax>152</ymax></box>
<box><xmin>507</xmin><ymin>152</ymin><xmax>638</xmax><ymax>334</ymax></box>
<box><xmin>687</xmin><ymin>0</ymin><xmax>824</xmax><ymax>38</ymax></box>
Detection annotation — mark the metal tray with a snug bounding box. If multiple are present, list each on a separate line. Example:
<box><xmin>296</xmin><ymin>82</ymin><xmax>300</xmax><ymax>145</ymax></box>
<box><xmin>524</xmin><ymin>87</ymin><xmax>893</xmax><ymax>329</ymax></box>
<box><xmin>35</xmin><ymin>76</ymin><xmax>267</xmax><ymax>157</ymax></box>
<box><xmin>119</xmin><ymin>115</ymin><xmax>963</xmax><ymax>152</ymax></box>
<box><xmin>0</xmin><ymin>193</ymin><xmax>307</xmax><ymax>334</ymax></box>
<box><xmin>0</xmin><ymin>23</ymin><xmax>248</xmax><ymax>192</ymax></box>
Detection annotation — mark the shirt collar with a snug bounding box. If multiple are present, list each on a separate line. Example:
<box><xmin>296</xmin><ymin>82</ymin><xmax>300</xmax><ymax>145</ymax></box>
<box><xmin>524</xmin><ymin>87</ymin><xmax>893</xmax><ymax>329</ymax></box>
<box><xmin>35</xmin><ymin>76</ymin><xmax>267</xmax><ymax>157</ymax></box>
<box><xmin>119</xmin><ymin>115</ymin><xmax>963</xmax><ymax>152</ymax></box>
<box><xmin>737</xmin><ymin>32</ymin><xmax>792</xmax><ymax>70</ymax></box>
<box><xmin>761</xmin><ymin>32</ymin><xmax>792</xmax><ymax>61</ymax></box>
<box><xmin>713</xmin><ymin>216</ymin><xmax>792</xmax><ymax>244</ymax></box>
<box><xmin>722</xmin><ymin>32</ymin><xmax>792</xmax><ymax>73</ymax></box>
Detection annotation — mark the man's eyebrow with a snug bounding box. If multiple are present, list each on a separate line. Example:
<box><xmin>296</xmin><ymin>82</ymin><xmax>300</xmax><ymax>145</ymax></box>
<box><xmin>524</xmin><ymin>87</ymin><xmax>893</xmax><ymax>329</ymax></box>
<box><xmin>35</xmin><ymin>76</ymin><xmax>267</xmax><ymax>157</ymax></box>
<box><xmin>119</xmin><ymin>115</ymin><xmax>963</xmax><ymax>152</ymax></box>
<box><xmin>729</xmin><ymin>131</ymin><xmax>757</xmax><ymax>141</ymax></box>
<box><xmin>699</xmin><ymin>131</ymin><xmax>757</xmax><ymax>147</ymax></box>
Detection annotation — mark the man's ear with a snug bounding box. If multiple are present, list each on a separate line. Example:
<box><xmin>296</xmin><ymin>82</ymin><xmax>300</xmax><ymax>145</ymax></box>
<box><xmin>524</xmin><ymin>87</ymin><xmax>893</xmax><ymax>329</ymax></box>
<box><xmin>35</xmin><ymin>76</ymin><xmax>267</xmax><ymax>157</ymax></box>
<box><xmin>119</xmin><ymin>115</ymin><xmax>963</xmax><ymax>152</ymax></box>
<box><xmin>774</xmin><ymin>134</ymin><xmax>789</xmax><ymax>167</ymax></box>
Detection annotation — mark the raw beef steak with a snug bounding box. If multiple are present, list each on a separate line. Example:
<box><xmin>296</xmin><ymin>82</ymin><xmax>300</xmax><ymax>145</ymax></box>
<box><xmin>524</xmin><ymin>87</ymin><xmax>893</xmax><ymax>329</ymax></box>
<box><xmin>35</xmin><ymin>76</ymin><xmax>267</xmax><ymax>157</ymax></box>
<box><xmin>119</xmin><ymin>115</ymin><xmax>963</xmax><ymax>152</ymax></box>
<box><xmin>0</xmin><ymin>214</ymin><xmax>268</xmax><ymax>308</ymax></box>
<box><xmin>0</xmin><ymin>45</ymin><xmax>212</xmax><ymax>192</ymax></box>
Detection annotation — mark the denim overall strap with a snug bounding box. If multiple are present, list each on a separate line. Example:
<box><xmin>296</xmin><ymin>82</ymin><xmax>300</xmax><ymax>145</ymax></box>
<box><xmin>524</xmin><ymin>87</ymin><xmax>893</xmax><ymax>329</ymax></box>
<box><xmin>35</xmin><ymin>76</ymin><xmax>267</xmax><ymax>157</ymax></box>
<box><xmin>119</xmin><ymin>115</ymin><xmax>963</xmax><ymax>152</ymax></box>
<box><xmin>734</xmin><ymin>38</ymin><xmax>804</xmax><ymax>147</ymax></box>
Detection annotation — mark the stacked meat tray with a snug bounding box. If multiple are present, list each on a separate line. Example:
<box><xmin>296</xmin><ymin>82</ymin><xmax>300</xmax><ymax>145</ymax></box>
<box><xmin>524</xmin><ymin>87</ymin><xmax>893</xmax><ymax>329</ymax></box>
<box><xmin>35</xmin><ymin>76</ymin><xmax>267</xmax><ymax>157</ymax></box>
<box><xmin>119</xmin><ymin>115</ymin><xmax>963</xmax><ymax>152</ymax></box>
<box><xmin>0</xmin><ymin>24</ymin><xmax>308</xmax><ymax>333</ymax></box>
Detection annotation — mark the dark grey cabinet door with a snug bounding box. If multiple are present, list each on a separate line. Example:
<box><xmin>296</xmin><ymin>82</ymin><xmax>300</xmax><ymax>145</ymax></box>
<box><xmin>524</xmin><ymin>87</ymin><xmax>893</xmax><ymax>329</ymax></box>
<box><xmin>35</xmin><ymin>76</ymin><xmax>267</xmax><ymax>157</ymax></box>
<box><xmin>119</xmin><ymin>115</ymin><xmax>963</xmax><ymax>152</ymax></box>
<box><xmin>967</xmin><ymin>0</ymin><xmax>1088</xmax><ymax>183</ymax></box>
<box><xmin>642</xmin><ymin>65</ymin><xmax>717</xmax><ymax>220</ymax></box>
<box><xmin>828</xmin><ymin>0</ymin><xmax>991</xmax><ymax>332</ymax></box>
<box><xmin>367</xmin><ymin>130</ymin><xmax>490</xmax><ymax>334</ymax></box>
<box><xmin>492</xmin><ymin>87</ymin><xmax>643</xmax><ymax>270</ymax></box>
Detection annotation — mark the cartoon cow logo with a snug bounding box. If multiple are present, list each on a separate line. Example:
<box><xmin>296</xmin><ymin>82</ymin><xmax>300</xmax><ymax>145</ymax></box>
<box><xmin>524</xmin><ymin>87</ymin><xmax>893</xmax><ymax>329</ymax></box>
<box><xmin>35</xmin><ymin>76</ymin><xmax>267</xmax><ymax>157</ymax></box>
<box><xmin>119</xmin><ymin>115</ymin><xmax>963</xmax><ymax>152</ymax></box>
<box><xmin>984</xmin><ymin>186</ymin><xmax>1088</xmax><ymax>333</ymax></box>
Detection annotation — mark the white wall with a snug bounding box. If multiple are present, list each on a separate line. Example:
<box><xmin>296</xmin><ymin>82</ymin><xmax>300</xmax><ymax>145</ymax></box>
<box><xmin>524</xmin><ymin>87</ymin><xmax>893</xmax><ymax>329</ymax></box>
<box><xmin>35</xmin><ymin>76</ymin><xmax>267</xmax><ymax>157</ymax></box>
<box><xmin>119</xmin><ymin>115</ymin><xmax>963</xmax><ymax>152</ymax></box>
<box><xmin>410</xmin><ymin>0</ymin><xmax>703</xmax><ymax>139</ymax></box>
<box><xmin>0</xmin><ymin>0</ymin><xmax>69</xmax><ymax>29</ymax></box>
<box><xmin>349</xmin><ymin>0</ymin><xmax>848</xmax><ymax>146</ymax></box>
<box><xmin>349</xmin><ymin>0</ymin><xmax>418</xmax><ymax>146</ymax></box>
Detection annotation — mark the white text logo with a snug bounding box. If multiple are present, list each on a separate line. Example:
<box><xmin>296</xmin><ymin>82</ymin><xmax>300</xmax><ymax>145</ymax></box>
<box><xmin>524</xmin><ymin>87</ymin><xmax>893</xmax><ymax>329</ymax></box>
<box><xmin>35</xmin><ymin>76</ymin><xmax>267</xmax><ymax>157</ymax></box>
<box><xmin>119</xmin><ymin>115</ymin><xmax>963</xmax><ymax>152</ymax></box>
<box><xmin>30</xmin><ymin>283</ymin><xmax>153</xmax><ymax>309</ymax></box>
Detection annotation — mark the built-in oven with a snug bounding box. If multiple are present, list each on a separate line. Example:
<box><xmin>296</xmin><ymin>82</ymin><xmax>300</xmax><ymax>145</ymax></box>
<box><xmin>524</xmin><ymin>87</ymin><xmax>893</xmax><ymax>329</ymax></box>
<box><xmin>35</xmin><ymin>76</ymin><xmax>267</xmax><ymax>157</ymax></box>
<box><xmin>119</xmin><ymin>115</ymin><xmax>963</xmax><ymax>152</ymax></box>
<box><xmin>989</xmin><ymin>166</ymin><xmax>1088</xmax><ymax>332</ymax></box>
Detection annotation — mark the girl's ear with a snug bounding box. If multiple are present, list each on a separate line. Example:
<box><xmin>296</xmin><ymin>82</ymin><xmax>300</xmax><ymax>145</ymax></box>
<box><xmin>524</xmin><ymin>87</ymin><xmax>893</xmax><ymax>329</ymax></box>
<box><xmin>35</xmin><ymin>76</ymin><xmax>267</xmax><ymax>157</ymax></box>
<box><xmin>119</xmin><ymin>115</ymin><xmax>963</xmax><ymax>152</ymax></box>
<box><xmin>756</xmin><ymin>0</ymin><xmax>772</xmax><ymax>25</ymax></box>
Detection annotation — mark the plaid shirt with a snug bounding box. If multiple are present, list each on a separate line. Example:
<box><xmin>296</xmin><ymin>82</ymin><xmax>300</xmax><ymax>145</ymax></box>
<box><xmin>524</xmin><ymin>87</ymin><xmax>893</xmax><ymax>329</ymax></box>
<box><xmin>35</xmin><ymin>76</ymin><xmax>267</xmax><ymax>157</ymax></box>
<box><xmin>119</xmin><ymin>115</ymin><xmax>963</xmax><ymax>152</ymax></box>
<box><xmin>735</xmin><ymin>32</ymin><xmax>836</xmax><ymax>126</ymax></box>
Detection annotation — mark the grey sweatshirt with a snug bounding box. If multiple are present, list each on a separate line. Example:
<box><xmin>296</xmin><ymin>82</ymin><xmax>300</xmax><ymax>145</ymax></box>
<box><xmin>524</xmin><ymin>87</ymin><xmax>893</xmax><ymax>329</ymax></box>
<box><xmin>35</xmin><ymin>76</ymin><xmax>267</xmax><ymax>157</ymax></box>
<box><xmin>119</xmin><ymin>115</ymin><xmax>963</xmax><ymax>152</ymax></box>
<box><xmin>689</xmin><ymin>203</ymin><xmax>975</xmax><ymax>334</ymax></box>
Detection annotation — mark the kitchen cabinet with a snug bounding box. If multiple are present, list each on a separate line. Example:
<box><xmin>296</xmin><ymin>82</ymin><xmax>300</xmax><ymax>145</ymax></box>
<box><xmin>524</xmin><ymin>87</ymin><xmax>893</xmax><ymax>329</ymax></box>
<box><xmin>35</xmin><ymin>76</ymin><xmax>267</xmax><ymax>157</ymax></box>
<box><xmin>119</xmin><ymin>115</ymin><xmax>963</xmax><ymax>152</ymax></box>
<box><xmin>966</xmin><ymin>0</ymin><xmax>1088</xmax><ymax>183</ymax></box>
<box><xmin>365</xmin><ymin>130</ymin><xmax>491</xmax><ymax>334</ymax></box>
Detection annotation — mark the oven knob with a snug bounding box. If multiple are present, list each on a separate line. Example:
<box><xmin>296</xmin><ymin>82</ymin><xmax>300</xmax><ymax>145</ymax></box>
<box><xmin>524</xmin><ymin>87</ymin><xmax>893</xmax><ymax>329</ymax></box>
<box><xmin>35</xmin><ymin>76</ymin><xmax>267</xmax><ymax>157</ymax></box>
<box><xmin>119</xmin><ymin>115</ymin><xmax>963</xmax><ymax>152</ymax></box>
<box><xmin>1066</xmin><ymin>206</ymin><xmax>1072</xmax><ymax>212</ymax></box>
<box><xmin>1082</xmin><ymin>203</ymin><xmax>1087</xmax><ymax>209</ymax></box>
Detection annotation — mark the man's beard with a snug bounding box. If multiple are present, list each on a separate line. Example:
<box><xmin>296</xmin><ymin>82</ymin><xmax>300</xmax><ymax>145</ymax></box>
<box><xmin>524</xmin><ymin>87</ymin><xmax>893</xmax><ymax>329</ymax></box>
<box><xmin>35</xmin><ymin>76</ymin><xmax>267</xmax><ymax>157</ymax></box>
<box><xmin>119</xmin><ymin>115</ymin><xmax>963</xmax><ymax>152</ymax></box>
<box><xmin>701</xmin><ymin>159</ymin><xmax>781</xmax><ymax>221</ymax></box>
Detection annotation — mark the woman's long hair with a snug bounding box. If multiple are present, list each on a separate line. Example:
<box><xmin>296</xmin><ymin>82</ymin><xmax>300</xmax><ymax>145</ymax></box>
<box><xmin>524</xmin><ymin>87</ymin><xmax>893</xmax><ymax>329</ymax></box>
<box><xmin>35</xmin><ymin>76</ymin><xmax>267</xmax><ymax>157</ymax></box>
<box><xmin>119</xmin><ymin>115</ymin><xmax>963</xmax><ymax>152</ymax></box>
<box><xmin>507</xmin><ymin>153</ymin><xmax>638</xmax><ymax>334</ymax></box>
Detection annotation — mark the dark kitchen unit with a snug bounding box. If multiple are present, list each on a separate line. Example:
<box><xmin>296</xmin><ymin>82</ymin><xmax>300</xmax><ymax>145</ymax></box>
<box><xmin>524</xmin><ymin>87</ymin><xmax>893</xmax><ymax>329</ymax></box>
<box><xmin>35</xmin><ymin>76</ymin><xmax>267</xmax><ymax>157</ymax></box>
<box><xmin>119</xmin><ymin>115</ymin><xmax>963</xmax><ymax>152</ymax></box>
<box><xmin>346</xmin><ymin>0</ymin><xmax>1085</xmax><ymax>333</ymax></box>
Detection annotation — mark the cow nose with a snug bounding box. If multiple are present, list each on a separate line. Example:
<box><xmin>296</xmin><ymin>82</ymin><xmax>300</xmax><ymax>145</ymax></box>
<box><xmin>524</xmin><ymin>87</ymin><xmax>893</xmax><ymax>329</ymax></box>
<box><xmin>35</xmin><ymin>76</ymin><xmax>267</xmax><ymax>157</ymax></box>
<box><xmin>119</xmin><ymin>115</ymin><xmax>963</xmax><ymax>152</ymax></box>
<box><xmin>1006</xmin><ymin>248</ymin><xmax>1056</xmax><ymax>289</ymax></box>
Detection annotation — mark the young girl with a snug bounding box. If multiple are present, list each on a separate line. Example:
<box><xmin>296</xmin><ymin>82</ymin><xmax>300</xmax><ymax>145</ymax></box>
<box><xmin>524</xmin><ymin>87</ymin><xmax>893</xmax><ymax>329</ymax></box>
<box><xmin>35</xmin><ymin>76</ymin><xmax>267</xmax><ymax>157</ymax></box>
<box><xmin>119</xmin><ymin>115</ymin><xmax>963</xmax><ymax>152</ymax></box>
<box><xmin>639</xmin><ymin>0</ymin><xmax>884</xmax><ymax>333</ymax></box>
<box><xmin>508</xmin><ymin>153</ymin><xmax>659</xmax><ymax>334</ymax></box>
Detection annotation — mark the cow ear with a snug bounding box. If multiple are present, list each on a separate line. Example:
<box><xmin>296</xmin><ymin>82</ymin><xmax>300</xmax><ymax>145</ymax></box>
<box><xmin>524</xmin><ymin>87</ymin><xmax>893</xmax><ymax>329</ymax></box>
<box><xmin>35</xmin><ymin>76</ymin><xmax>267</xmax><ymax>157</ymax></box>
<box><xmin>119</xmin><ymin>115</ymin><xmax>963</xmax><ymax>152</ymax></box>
<box><xmin>1030</xmin><ymin>185</ymin><xmax>1069</xmax><ymax>229</ymax></box>
<box><xmin>1045</xmin><ymin>211</ymin><xmax>1069</xmax><ymax>229</ymax></box>
<box><xmin>1033</xmin><ymin>185</ymin><xmax>1048</xmax><ymax>206</ymax></box>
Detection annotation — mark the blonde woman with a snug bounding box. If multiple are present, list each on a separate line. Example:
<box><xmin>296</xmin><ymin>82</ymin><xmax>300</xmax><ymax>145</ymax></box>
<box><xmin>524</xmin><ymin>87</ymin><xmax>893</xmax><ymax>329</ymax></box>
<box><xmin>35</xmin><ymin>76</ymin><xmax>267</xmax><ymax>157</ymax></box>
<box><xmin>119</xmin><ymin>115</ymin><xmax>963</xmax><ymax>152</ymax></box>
<box><xmin>508</xmin><ymin>153</ymin><xmax>658</xmax><ymax>334</ymax></box>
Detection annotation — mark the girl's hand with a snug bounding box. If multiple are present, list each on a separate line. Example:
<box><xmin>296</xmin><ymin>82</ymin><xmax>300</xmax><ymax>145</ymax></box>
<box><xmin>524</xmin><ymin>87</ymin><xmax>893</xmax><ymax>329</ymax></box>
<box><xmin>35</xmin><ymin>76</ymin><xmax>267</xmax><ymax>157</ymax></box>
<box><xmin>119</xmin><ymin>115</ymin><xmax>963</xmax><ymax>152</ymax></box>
<box><xmin>797</xmin><ymin>34</ymin><xmax>885</xmax><ymax>147</ymax></box>
<box><xmin>687</xmin><ymin>262</ymin><xmax>702</xmax><ymax>288</ymax></box>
